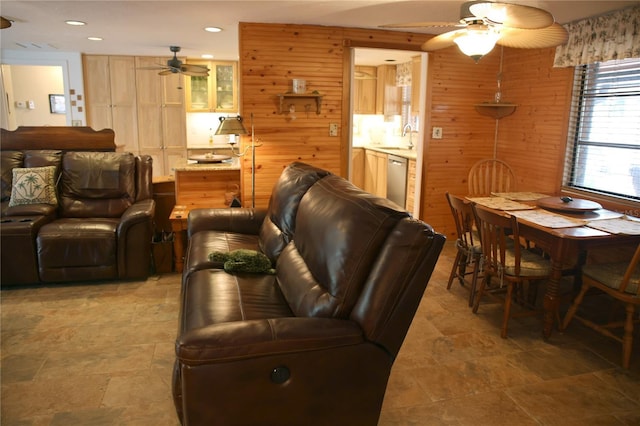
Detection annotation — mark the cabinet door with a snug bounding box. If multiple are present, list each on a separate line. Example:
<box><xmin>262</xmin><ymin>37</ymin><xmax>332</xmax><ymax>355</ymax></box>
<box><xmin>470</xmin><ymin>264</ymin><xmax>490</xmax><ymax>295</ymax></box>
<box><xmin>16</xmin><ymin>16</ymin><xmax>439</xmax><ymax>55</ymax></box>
<box><xmin>376</xmin><ymin>65</ymin><xmax>401</xmax><ymax>116</ymax></box>
<box><xmin>108</xmin><ymin>56</ymin><xmax>138</xmax><ymax>153</ymax></box>
<box><xmin>353</xmin><ymin>66</ymin><xmax>376</xmax><ymax>114</ymax></box>
<box><xmin>162</xmin><ymin>72</ymin><xmax>187</xmax><ymax>150</ymax></box>
<box><xmin>83</xmin><ymin>55</ymin><xmax>113</xmax><ymax>131</ymax></box>
<box><xmin>185</xmin><ymin>61</ymin><xmax>238</xmax><ymax>112</ymax></box>
<box><xmin>351</xmin><ymin>147</ymin><xmax>365</xmax><ymax>189</ymax></box>
<box><xmin>406</xmin><ymin>159</ymin><xmax>416</xmax><ymax>212</ymax></box>
<box><xmin>135</xmin><ymin>57</ymin><xmax>163</xmax><ymax>154</ymax></box>
<box><xmin>213</xmin><ymin>62</ymin><xmax>237</xmax><ymax>112</ymax></box>
<box><xmin>364</xmin><ymin>150</ymin><xmax>378</xmax><ymax>194</ymax></box>
<box><xmin>374</xmin><ymin>152</ymin><xmax>387</xmax><ymax>198</ymax></box>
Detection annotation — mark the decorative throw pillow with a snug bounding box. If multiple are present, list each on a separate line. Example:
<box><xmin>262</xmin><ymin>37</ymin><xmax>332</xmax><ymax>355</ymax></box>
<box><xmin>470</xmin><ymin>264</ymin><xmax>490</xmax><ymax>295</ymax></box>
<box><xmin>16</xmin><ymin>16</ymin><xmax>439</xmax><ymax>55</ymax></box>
<box><xmin>209</xmin><ymin>249</ymin><xmax>276</xmax><ymax>274</ymax></box>
<box><xmin>8</xmin><ymin>166</ymin><xmax>58</xmax><ymax>207</ymax></box>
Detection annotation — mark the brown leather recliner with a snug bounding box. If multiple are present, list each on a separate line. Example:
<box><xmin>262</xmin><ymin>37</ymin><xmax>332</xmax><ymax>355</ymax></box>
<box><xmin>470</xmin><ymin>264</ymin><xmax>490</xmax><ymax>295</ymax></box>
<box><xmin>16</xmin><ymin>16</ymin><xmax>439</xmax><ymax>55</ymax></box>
<box><xmin>173</xmin><ymin>162</ymin><xmax>445</xmax><ymax>425</ymax></box>
<box><xmin>1</xmin><ymin>149</ymin><xmax>155</xmax><ymax>285</ymax></box>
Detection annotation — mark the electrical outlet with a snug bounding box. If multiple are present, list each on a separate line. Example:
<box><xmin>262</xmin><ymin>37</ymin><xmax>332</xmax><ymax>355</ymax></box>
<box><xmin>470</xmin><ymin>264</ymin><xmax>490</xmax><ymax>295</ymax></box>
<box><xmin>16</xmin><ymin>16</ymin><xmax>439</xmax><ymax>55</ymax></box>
<box><xmin>432</xmin><ymin>127</ymin><xmax>443</xmax><ymax>139</ymax></box>
<box><xmin>329</xmin><ymin>123</ymin><xmax>338</xmax><ymax>137</ymax></box>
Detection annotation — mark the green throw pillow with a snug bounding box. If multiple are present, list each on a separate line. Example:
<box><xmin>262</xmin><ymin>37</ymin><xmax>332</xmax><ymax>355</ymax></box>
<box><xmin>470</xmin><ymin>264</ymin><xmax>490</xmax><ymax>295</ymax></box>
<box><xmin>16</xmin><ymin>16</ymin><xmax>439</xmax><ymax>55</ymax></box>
<box><xmin>209</xmin><ymin>249</ymin><xmax>275</xmax><ymax>274</ymax></box>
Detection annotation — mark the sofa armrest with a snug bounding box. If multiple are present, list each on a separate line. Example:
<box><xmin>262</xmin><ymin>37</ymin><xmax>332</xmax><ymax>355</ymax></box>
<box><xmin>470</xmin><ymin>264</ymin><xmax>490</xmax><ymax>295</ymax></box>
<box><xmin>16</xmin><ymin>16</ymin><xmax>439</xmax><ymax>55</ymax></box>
<box><xmin>188</xmin><ymin>207</ymin><xmax>268</xmax><ymax>238</ymax></box>
<box><xmin>176</xmin><ymin>317</ymin><xmax>363</xmax><ymax>365</ymax></box>
<box><xmin>117</xmin><ymin>199</ymin><xmax>155</xmax><ymax>279</ymax></box>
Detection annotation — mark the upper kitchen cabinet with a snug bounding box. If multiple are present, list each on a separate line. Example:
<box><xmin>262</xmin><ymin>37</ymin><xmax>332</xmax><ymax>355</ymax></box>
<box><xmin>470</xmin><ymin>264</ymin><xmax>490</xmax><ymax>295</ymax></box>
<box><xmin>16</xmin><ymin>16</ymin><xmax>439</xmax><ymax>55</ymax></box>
<box><xmin>353</xmin><ymin>66</ymin><xmax>377</xmax><ymax>114</ymax></box>
<box><xmin>135</xmin><ymin>56</ymin><xmax>187</xmax><ymax>177</ymax></box>
<box><xmin>376</xmin><ymin>64</ymin><xmax>401</xmax><ymax>116</ymax></box>
<box><xmin>83</xmin><ymin>55</ymin><xmax>138</xmax><ymax>153</ymax></box>
<box><xmin>184</xmin><ymin>61</ymin><xmax>238</xmax><ymax>112</ymax></box>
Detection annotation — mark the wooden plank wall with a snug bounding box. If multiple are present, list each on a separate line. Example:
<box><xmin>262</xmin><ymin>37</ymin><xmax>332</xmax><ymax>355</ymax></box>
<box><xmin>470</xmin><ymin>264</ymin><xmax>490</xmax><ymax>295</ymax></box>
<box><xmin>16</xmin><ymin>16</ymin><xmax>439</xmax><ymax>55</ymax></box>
<box><xmin>238</xmin><ymin>22</ymin><xmax>576</xmax><ymax>240</ymax></box>
<box><xmin>499</xmin><ymin>47</ymin><xmax>574</xmax><ymax>195</ymax></box>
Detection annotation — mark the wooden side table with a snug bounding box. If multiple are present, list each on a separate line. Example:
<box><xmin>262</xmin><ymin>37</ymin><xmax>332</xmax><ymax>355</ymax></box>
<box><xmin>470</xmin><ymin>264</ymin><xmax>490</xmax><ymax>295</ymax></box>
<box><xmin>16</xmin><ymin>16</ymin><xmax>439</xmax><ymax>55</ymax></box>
<box><xmin>169</xmin><ymin>205</ymin><xmax>190</xmax><ymax>273</ymax></box>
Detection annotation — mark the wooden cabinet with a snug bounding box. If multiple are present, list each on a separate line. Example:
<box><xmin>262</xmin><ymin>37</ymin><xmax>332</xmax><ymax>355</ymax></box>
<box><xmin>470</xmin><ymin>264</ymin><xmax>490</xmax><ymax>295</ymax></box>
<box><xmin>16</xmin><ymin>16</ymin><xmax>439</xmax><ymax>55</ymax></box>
<box><xmin>184</xmin><ymin>61</ymin><xmax>238</xmax><ymax>112</ymax></box>
<box><xmin>364</xmin><ymin>149</ymin><xmax>387</xmax><ymax>198</ymax></box>
<box><xmin>135</xmin><ymin>56</ymin><xmax>187</xmax><ymax>177</ymax></box>
<box><xmin>353</xmin><ymin>66</ymin><xmax>377</xmax><ymax>114</ymax></box>
<box><xmin>83</xmin><ymin>55</ymin><xmax>138</xmax><ymax>153</ymax></box>
<box><xmin>351</xmin><ymin>147</ymin><xmax>365</xmax><ymax>189</ymax></box>
<box><xmin>411</xmin><ymin>55</ymin><xmax>421</xmax><ymax>116</ymax></box>
<box><xmin>175</xmin><ymin>168</ymin><xmax>241</xmax><ymax>208</ymax></box>
<box><xmin>376</xmin><ymin>65</ymin><xmax>401</xmax><ymax>116</ymax></box>
<box><xmin>406</xmin><ymin>159</ymin><xmax>416</xmax><ymax>213</ymax></box>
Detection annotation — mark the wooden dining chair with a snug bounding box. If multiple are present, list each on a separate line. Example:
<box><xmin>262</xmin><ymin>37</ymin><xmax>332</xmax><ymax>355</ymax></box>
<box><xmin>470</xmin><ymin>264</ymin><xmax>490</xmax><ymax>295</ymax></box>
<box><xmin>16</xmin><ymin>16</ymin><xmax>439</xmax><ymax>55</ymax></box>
<box><xmin>468</xmin><ymin>159</ymin><xmax>516</xmax><ymax>196</ymax></box>
<box><xmin>445</xmin><ymin>192</ymin><xmax>482</xmax><ymax>307</ymax></box>
<box><xmin>562</xmin><ymin>244</ymin><xmax>640</xmax><ymax>369</ymax></box>
<box><xmin>471</xmin><ymin>204</ymin><xmax>552</xmax><ymax>338</ymax></box>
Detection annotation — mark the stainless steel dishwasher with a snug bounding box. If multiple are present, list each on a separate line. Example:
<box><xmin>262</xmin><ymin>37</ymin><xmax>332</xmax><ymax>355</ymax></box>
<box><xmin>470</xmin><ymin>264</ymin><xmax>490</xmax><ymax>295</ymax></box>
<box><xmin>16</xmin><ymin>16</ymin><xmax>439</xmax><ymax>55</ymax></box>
<box><xmin>387</xmin><ymin>154</ymin><xmax>408</xmax><ymax>208</ymax></box>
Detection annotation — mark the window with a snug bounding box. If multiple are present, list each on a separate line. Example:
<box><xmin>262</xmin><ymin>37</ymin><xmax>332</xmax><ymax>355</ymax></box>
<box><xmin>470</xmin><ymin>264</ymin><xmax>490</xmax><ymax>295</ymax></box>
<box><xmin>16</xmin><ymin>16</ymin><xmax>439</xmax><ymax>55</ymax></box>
<box><xmin>564</xmin><ymin>58</ymin><xmax>640</xmax><ymax>200</ymax></box>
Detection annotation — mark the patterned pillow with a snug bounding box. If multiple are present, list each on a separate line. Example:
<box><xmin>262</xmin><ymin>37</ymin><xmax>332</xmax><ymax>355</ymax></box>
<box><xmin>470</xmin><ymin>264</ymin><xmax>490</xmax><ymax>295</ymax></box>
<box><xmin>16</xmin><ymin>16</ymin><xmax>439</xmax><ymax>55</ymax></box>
<box><xmin>8</xmin><ymin>166</ymin><xmax>58</xmax><ymax>207</ymax></box>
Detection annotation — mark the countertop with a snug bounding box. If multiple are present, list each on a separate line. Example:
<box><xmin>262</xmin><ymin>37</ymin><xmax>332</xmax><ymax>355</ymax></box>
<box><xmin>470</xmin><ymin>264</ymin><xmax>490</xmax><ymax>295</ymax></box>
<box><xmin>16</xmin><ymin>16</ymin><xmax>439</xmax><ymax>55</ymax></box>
<box><xmin>173</xmin><ymin>160</ymin><xmax>240</xmax><ymax>172</ymax></box>
<box><xmin>354</xmin><ymin>145</ymin><xmax>418</xmax><ymax>161</ymax></box>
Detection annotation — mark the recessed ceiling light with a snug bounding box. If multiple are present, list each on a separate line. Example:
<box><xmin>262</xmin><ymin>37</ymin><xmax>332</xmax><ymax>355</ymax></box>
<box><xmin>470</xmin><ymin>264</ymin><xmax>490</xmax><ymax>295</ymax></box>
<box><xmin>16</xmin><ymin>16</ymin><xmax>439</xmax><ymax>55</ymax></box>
<box><xmin>204</xmin><ymin>26</ymin><xmax>222</xmax><ymax>33</ymax></box>
<box><xmin>88</xmin><ymin>37</ymin><xmax>103</xmax><ymax>41</ymax></box>
<box><xmin>201</xmin><ymin>54</ymin><xmax>214</xmax><ymax>59</ymax></box>
<box><xmin>65</xmin><ymin>20</ymin><xmax>86</xmax><ymax>26</ymax></box>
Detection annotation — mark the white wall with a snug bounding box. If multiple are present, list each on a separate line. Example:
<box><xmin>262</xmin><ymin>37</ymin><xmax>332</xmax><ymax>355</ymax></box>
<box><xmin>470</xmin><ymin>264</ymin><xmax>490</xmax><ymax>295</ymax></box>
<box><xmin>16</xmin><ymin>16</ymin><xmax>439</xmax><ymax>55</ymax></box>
<box><xmin>7</xmin><ymin>65</ymin><xmax>66</xmax><ymax>126</ymax></box>
<box><xmin>0</xmin><ymin>50</ymin><xmax>86</xmax><ymax>128</ymax></box>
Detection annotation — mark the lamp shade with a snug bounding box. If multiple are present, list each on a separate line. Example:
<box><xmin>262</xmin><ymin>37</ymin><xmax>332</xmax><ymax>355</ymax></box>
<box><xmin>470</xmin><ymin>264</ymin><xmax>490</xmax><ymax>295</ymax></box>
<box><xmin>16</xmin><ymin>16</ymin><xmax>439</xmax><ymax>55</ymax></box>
<box><xmin>454</xmin><ymin>27</ymin><xmax>500</xmax><ymax>62</ymax></box>
<box><xmin>215</xmin><ymin>116</ymin><xmax>248</xmax><ymax>135</ymax></box>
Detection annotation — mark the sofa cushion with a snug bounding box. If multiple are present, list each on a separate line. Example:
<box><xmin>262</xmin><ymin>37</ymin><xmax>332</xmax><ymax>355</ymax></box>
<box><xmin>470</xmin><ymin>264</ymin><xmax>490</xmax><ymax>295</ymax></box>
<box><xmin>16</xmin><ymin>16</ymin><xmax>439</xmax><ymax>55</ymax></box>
<box><xmin>1</xmin><ymin>151</ymin><xmax>24</xmax><ymax>202</ymax></box>
<box><xmin>258</xmin><ymin>162</ymin><xmax>331</xmax><ymax>262</ymax></box>
<box><xmin>277</xmin><ymin>175</ymin><xmax>409</xmax><ymax>318</ymax></box>
<box><xmin>183</xmin><ymin>269</ymin><xmax>293</xmax><ymax>326</ymax></box>
<box><xmin>60</xmin><ymin>152</ymin><xmax>136</xmax><ymax>218</ymax></box>
<box><xmin>8</xmin><ymin>166</ymin><xmax>58</xmax><ymax>207</ymax></box>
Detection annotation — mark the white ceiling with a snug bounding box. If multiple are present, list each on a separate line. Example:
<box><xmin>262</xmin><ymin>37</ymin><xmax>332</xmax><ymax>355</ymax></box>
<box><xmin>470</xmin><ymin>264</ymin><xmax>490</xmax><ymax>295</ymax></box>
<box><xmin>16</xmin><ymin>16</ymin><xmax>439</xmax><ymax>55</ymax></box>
<box><xmin>1</xmin><ymin>1</ymin><xmax>637</xmax><ymax>65</ymax></box>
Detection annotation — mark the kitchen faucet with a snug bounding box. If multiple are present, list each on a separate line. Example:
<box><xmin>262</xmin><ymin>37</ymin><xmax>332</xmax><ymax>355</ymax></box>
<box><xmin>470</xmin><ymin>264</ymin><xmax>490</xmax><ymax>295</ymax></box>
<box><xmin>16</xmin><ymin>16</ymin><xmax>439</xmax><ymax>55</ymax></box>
<box><xmin>402</xmin><ymin>123</ymin><xmax>414</xmax><ymax>150</ymax></box>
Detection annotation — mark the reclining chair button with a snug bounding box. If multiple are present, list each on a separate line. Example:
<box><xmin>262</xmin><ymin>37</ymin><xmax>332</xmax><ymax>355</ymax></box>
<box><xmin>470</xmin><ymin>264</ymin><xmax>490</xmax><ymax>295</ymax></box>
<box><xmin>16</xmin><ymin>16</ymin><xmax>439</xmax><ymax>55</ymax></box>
<box><xmin>270</xmin><ymin>366</ymin><xmax>290</xmax><ymax>384</ymax></box>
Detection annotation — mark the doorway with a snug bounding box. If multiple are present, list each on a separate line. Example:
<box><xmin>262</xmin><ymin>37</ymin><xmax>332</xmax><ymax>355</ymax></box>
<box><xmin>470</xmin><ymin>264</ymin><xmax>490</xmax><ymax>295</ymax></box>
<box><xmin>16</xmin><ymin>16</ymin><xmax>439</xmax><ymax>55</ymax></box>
<box><xmin>349</xmin><ymin>47</ymin><xmax>428</xmax><ymax>218</ymax></box>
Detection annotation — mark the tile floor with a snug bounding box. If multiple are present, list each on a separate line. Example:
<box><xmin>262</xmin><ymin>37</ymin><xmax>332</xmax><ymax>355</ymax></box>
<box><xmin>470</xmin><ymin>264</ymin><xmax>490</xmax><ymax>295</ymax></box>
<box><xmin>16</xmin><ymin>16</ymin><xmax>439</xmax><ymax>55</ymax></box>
<box><xmin>1</xmin><ymin>241</ymin><xmax>639</xmax><ymax>425</ymax></box>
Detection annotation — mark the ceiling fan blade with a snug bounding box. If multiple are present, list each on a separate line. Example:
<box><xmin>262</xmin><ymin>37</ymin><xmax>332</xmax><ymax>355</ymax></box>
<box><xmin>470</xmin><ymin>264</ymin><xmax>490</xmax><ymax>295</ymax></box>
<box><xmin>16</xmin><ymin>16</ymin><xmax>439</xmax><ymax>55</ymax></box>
<box><xmin>158</xmin><ymin>69</ymin><xmax>176</xmax><ymax>76</ymax></box>
<box><xmin>1</xmin><ymin>16</ymin><xmax>12</xmax><ymax>29</ymax></box>
<box><xmin>181</xmin><ymin>69</ymin><xmax>210</xmax><ymax>77</ymax></box>
<box><xmin>380</xmin><ymin>21</ymin><xmax>464</xmax><ymax>29</ymax></box>
<box><xmin>497</xmin><ymin>23</ymin><xmax>569</xmax><ymax>49</ymax></box>
<box><xmin>469</xmin><ymin>1</ymin><xmax>554</xmax><ymax>29</ymax></box>
<box><xmin>421</xmin><ymin>29</ymin><xmax>467</xmax><ymax>51</ymax></box>
<box><xmin>182</xmin><ymin>64</ymin><xmax>209</xmax><ymax>72</ymax></box>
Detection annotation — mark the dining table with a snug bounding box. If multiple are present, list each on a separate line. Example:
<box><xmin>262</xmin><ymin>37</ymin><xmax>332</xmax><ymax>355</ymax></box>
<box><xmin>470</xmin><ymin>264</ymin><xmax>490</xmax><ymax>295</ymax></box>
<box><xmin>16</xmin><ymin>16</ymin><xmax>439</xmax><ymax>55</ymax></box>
<box><xmin>466</xmin><ymin>192</ymin><xmax>640</xmax><ymax>340</ymax></box>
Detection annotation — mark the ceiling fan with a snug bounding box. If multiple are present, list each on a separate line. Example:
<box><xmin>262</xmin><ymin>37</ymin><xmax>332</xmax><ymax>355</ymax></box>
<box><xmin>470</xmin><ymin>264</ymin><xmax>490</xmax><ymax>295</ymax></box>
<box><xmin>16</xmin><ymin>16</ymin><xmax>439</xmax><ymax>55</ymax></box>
<box><xmin>141</xmin><ymin>46</ymin><xmax>209</xmax><ymax>76</ymax></box>
<box><xmin>381</xmin><ymin>1</ymin><xmax>569</xmax><ymax>62</ymax></box>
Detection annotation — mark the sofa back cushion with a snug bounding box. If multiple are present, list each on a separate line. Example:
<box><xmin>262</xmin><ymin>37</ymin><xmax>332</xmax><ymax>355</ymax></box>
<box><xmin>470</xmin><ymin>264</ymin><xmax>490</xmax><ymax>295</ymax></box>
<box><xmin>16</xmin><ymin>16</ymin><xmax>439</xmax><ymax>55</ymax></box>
<box><xmin>1</xmin><ymin>151</ymin><xmax>24</xmax><ymax>202</ymax></box>
<box><xmin>276</xmin><ymin>174</ymin><xmax>409</xmax><ymax>318</ymax></box>
<box><xmin>59</xmin><ymin>151</ymin><xmax>136</xmax><ymax>217</ymax></box>
<box><xmin>259</xmin><ymin>162</ymin><xmax>331</xmax><ymax>263</ymax></box>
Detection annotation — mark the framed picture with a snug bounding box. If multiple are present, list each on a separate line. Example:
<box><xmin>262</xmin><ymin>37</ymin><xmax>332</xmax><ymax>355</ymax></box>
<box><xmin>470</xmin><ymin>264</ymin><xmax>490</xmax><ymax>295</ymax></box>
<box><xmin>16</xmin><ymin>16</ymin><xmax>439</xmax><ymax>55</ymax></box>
<box><xmin>49</xmin><ymin>94</ymin><xmax>66</xmax><ymax>114</ymax></box>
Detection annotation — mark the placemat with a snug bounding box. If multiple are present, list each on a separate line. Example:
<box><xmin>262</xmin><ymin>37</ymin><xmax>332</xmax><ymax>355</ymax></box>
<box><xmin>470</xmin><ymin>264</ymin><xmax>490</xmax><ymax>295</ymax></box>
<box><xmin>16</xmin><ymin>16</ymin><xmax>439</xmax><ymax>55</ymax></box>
<box><xmin>467</xmin><ymin>196</ymin><xmax>535</xmax><ymax>211</ymax></box>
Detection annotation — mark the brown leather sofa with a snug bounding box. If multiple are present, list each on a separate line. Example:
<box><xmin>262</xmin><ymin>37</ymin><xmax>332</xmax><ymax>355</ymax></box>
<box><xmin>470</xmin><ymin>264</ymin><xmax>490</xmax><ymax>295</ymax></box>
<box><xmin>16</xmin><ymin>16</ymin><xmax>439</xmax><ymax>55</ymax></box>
<box><xmin>1</xmin><ymin>126</ymin><xmax>155</xmax><ymax>285</ymax></box>
<box><xmin>173</xmin><ymin>162</ymin><xmax>445</xmax><ymax>425</ymax></box>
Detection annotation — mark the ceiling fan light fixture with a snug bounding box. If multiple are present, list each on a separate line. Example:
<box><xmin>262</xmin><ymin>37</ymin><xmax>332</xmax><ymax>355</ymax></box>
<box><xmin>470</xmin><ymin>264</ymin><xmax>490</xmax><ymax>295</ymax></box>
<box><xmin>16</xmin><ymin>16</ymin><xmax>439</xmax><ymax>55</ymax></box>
<box><xmin>454</xmin><ymin>27</ymin><xmax>500</xmax><ymax>62</ymax></box>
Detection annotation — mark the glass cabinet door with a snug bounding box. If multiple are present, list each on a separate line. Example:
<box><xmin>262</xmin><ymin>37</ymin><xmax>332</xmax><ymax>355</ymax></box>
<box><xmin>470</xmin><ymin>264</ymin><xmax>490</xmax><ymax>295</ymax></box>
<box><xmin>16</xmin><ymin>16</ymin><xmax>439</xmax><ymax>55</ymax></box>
<box><xmin>185</xmin><ymin>61</ymin><xmax>237</xmax><ymax>112</ymax></box>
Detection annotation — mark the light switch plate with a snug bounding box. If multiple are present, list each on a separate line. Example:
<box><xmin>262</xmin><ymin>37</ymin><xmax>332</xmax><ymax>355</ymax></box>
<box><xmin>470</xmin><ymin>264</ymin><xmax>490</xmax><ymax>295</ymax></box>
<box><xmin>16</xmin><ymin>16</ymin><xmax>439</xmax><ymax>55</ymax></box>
<box><xmin>329</xmin><ymin>123</ymin><xmax>338</xmax><ymax>137</ymax></box>
<box><xmin>432</xmin><ymin>127</ymin><xmax>443</xmax><ymax>139</ymax></box>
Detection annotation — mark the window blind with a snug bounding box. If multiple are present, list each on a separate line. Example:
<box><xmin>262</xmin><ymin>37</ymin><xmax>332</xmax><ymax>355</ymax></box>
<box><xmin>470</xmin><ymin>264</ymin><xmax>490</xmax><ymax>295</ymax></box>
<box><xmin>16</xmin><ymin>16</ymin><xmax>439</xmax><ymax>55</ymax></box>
<box><xmin>564</xmin><ymin>57</ymin><xmax>640</xmax><ymax>200</ymax></box>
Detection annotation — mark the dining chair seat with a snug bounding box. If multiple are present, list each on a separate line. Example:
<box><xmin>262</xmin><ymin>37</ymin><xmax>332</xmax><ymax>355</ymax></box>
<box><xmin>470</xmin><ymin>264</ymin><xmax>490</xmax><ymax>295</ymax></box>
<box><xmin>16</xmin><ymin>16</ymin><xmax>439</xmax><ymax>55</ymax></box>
<box><xmin>562</xmin><ymin>244</ymin><xmax>640</xmax><ymax>368</ymax></box>
<box><xmin>503</xmin><ymin>248</ymin><xmax>552</xmax><ymax>277</ymax></box>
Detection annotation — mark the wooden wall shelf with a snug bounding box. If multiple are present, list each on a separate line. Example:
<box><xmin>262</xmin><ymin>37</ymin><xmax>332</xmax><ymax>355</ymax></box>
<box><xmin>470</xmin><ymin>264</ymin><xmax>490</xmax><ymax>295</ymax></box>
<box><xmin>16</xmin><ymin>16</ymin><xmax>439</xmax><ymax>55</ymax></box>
<box><xmin>278</xmin><ymin>93</ymin><xmax>323</xmax><ymax>114</ymax></box>
<box><xmin>474</xmin><ymin>103</ymin><xmax>517</xmax><ymax>119</ymax></box>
